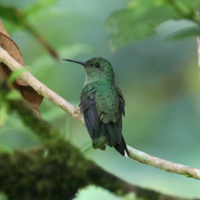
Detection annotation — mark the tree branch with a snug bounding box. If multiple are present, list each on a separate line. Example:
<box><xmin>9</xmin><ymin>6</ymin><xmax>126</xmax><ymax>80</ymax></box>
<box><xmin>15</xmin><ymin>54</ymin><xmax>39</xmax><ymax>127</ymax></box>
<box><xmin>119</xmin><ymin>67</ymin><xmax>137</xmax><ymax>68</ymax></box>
<box><xmin>1</xmin><ymin>46</ymin><xmax>200</xmax><ymax>181</ymax></box>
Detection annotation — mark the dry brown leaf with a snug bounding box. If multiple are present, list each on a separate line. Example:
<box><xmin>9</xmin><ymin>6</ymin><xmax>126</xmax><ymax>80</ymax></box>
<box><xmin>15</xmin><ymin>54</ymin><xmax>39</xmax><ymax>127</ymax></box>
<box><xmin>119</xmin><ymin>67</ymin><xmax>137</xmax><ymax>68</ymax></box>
<box><xmin>0</xmin><ymin>20</ymin><xmax>43</xmax><ymax>116</ymax></box>
<box><xmin>0</xmin><ymin>33</ymin><xmax>27</xmax><ymax>86</ymax></box>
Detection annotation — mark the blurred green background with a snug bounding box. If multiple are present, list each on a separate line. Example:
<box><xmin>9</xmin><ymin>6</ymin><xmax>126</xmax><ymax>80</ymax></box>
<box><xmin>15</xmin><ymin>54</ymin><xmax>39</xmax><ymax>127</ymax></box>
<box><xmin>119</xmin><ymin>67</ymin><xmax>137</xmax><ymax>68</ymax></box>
<box><xmin>0</xmin><ymin>0</ymin><xmax>200</xmax><ymax>199</ymax></box>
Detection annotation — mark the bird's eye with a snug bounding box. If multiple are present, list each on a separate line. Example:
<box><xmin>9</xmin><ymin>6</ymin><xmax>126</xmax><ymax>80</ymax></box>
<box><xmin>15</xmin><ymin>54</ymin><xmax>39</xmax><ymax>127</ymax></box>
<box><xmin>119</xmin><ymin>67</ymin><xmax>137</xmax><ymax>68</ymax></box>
<box><xmin>95</xmin><ymin>62</ymin><xmax>100</xmax><ymax>68</ymax></box>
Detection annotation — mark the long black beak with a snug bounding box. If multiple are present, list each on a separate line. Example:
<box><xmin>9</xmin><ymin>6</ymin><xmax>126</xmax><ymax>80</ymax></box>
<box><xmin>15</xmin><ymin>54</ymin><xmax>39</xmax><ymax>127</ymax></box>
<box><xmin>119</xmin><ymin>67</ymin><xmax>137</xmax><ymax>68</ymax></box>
<box><xmin>63</xmin><ymin>59</ymin><xmax>86</xmax><ymax>66</ymax></box>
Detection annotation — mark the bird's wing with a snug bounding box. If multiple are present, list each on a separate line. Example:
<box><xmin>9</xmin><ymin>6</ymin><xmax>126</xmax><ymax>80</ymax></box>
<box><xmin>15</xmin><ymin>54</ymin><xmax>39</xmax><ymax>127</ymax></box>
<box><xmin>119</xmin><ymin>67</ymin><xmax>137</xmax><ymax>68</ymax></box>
<box><xmin>80</xmin><ymin>84</ymin><xmax>107</xmax><ymax>149</ymax></box>
<box><xmin>117</xmin><ymin>86</ymin><xmax>125</xmax><ymax>117</ymax></box>
<box><xmin>80</xmin><ymin>84</ymin><xmax>97</xmax><ymax>137</ymax></box>
<box><xmin>80</xmin><ymin>84</ymin><xmax>129</xmax><ymax>156</ymax></box>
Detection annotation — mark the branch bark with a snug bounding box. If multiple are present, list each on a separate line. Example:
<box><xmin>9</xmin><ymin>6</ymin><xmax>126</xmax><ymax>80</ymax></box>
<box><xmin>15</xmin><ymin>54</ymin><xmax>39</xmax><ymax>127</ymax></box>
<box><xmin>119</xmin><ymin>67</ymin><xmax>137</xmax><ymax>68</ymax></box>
<box><xmin>1</xmin><ymin>46</ymin><xmax>200</xmax><ymax>181</ymax></box>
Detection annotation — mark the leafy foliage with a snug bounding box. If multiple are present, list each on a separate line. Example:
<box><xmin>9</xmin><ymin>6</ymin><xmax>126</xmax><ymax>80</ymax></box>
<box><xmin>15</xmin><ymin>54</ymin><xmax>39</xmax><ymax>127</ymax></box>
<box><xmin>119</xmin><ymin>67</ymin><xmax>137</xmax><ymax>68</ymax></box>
<box><xmin>164</xmin><ymin>26</ymin><xmax>200</xmax><ymax>41</ymax></box>
<box><xmin>106</xmin><ymin>0</ymin><xmax>199</xmax><ymax>47</ymax></box>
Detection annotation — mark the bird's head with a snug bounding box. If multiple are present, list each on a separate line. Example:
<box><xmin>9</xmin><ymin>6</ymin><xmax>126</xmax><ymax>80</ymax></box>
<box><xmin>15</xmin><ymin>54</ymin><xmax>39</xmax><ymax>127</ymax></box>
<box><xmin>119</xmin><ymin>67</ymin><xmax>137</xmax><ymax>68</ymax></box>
<box><xmin>63</xmin><ymin>57</ymin><xmax>115</xmax><ymax>83</ymax></box>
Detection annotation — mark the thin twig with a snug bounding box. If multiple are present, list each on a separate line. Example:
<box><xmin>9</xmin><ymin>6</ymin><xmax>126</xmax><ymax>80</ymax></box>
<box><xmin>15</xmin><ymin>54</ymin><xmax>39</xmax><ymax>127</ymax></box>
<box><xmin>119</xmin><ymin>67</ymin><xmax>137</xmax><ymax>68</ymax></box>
<box><xmin>1</xmin><ymin>46</ymin><xmax>200</xmax><ymax>180</ymax></box>
<box><xmin>128</xmin><ymin>146</ymin><xmax>200</xmax><ymax>179</ymax></box>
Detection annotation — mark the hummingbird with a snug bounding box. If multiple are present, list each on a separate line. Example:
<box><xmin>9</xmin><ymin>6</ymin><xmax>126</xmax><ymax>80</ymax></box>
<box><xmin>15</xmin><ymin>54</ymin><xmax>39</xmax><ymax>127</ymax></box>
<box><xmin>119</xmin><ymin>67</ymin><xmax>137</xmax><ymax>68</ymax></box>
<box><xmin>63</xmin><ymin>57</ymin><xmax>129</xmax><ymax>156</ymax></box>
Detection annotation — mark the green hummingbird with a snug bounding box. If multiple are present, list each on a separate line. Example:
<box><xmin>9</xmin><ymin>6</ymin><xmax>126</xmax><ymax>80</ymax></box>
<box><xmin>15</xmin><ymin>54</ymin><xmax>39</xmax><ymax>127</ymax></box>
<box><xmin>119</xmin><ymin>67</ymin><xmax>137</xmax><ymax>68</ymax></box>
<box><xmin>63</xmin><ymin>57</ymin><xmax>129</xmax><ymax>156</ymax></box>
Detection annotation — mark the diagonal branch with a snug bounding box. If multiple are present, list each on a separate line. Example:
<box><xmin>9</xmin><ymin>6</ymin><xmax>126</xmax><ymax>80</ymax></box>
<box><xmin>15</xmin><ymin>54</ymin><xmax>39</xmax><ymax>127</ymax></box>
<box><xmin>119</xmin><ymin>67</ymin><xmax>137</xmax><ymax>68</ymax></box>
<box><xmin>1</xmin><ymin>46</ymin><xmax>200</xmax><ymax>180</ymax></box>
<box><xmin>0</xmin><ymin>46</ymin><xmax>84</xmax><ymax>124</ymax></box>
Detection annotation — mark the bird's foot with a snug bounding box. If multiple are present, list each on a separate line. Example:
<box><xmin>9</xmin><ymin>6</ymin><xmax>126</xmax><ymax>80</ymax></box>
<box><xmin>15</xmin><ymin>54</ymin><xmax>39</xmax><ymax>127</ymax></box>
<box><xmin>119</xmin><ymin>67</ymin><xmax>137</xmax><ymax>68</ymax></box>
<box><xmin>73</xmin><ymin>107</ymin><xmax>81</xmax><ymax>116</ymax></box>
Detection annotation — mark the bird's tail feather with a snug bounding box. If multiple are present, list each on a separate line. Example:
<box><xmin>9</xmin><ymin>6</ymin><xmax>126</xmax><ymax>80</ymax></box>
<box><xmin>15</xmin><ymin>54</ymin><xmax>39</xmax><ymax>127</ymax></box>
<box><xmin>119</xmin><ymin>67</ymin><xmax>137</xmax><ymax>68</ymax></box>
<box><xmin>92</xmin><ymin>121</ymin><xmax>129</xmax><ymax>157</ymax></box>
<box><xmin>114</xmin><ymin>136</ymin><xmax>130</xmax><ymax>157</ymax></box>
<box><xmin>106</xmin><ymin>122</ymin><xmax>121</xmax><ymax>146</ymax></box>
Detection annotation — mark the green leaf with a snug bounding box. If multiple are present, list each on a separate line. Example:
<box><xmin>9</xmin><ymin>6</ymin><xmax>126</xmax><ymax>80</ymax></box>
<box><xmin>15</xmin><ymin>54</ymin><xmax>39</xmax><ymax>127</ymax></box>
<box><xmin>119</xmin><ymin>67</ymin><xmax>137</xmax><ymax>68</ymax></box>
<box><xmin>0</xmin><ymin>5</ymin><xmax>23</xmax><ymax>24</ymax></box>
<box><xmin>23</xmin><ymin>0</ymin><xmax>60</xmax><ymax>21</ymax></box>
<box><xmin>0</xmin><ymin>103</ymin><xmax>8</xmax><ymax>126</ymax></box>
<box><xmin>5</xmin><ymin>90</ymin><xmax>22</xmax><ymax>100</ymax></box>
<box><xmin>7</xmin><ymin>68</ymin><xmax>27</xmax><ymax>85</ymax></box>
<box><xmin>105</xmin><ymin>0</ymin><xmax>197</xmax><ymax>47</ymax></box>
<box><xmin>177</xmin><ymin>0</ymin><xmax>200</xmax><ymax>9</ymax></box>
<box><xmin>164</xmin><ymin>26</ymin><xmax>200</xmax><ymax>41</ymax></box>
